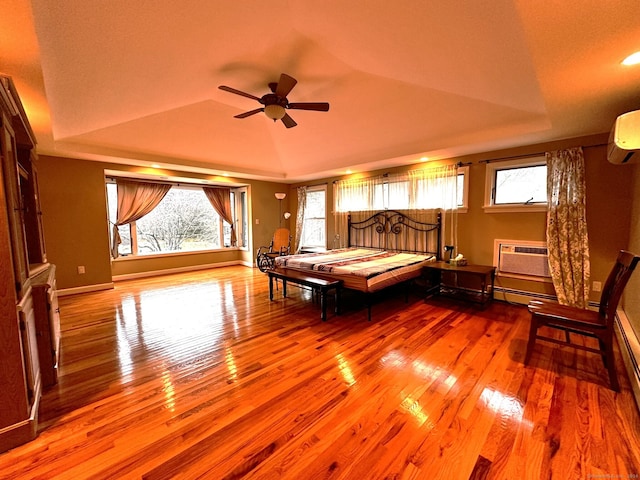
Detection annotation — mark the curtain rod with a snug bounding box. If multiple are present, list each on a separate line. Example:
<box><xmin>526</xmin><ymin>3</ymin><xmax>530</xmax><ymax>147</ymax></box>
<box><xmin>477</xmin><ymin>142</ymin><xmax>608</xmax><ymax>164</ymax></box>
<box><xmin>332</xmin><ymin>163</ymin><xmax>460</xmax><ymax>183</ymax></box>
<box><xmin>329</xmin><ymin>141</ymin><xmax>611</xmax><ymax>184</ymax></box>
<box><xmin>105</xmin><ymin>175</ymin><xmax>229</xmax><ymax>189</ymax></box>
<box><xmin>479</xmin><ymin>152</ymin><xmax>545</xmax><ymax>164</ymax></box>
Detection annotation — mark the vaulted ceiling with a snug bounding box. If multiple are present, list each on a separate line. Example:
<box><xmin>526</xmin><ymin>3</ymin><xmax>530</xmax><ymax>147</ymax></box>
<box><xmin>2</xmin><ymin>0</ymin><xmax>640</xmax><ymax>182</ymax></box>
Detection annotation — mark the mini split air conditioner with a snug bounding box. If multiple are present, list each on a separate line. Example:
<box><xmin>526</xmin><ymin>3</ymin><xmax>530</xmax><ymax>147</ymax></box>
<box><xmin>608</xmin><ymin>110</ymin><xmax>640</xmax><ymax>164</ymax></box>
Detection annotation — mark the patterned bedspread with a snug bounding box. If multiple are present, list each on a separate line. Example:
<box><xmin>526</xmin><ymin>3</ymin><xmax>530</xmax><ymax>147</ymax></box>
<box><xmin>274</xmin><ymin>248</ymin><xmax>435</xmax><ymax>279</ymax></box>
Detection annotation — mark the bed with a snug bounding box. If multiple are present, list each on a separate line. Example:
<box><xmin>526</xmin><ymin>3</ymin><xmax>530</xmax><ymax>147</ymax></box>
<box><xmin>273</xmin><ymin>210</ymin><xmax>441</xmax><ymax>318</ymax></box>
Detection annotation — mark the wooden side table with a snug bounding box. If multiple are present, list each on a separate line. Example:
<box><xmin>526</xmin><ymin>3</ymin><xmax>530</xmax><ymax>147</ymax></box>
<box><xmin>423</xmin><ymin>261</ymin><xmax>496</xmax><ymax>306</ymax></box>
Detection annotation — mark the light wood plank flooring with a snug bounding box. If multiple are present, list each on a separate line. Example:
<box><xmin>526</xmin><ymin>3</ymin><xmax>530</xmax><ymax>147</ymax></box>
<box><xmin>1</xmin><ymin>266</ymin><xmax>639</xmax><ymax>479</ymax></box>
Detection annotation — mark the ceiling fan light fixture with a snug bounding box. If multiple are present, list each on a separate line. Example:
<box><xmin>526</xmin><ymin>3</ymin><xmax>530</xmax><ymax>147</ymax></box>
<box><xmin>264</xmin><ymin>104</ymin><xmax>286</xmax><ymax>120</ymax></box>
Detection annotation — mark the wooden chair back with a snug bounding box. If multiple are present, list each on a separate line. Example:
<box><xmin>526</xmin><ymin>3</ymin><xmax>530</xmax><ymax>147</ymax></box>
<box><xmin>272</xmin><ymin>228</ymin><xmax>291</xmax><ymax>255</ymax></box>
<box><xmin>598</xmin><ymin>250</ymin><xmax>640</xmax><ymax>322</ymax></box>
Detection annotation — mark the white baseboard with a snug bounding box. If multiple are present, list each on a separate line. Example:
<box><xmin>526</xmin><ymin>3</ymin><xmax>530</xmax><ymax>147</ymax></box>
<box><xmin>112</xmin><ymin>260</ymin><xmax>249</xmax><ymax>282</ymax></box>
<box><xmin>57</xmin><ymin>282</ymin><xmax>114</xmax><ymax>297</ymax></box>
<box><xmin>615</xmin><ymin>310</ymin><xmax>640</xmax><ymax>412</ymax></box>
<box><xmin>493</xmin><ymin>286</ymin><xmax>599</xmax><ymax>310</ymax></box>
<box><xmin>493</xmin><ymin>286</ymin><xmax>556</xmax><ymax>305</ymax></box>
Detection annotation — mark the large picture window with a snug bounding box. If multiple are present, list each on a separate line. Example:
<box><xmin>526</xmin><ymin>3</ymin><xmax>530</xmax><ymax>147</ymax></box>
<box><xmin>107</xmin><ymin>181</ymin><xmax>246</xmax><ymax>257</ymax></box>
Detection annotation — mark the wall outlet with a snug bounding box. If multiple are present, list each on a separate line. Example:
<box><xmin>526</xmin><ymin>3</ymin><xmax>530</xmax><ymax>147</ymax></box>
<box><xmin>592</xmin><ymin>281</ymin><xmax>601</xmax><ymax>292</ymax></box>
<box><xmin>255</xmin><ymin>218</ymin><xmax>260</xmax><ymax>225</ymax></box>
<box><xmin>77</xmin><ymin>265</ymin><xmax>86</xmax><ymax>274</ymax></box>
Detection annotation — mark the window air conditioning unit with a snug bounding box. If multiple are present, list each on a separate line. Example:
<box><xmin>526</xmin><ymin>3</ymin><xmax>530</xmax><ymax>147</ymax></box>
<box><xmin>494</xmin><ymin>240</ymin><xmax>551</xmax><ymax>280</ymax></box>
<box><xmin>608</xmin><ymin>110</ymin><xmax>640</xmax><ymax>165</ymax></box>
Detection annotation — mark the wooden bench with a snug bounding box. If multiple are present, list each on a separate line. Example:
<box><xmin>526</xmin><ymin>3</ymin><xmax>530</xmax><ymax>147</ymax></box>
<box><xmin>268</xmin><ymin>270</ymin><xmax>342</xmax><ymax>321</ymax></box>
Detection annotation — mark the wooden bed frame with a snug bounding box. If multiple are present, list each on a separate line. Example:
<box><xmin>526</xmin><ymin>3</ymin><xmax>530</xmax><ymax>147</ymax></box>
<box><xmin>274</xmin><ymin>210</ymin><xmax>442</xmax><ymax>319</ymax></box>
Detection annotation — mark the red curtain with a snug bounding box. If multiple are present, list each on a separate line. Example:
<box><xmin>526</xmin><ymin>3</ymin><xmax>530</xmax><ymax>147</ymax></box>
<box><xmin>111</xmin><ymin>179</ymin><xmax>171</xmax><ymax>258</ymax></box>
<box><xmin>203</xmin><ymin>187</ymin><xmax>237</xmax><ymax>246</ymax></box>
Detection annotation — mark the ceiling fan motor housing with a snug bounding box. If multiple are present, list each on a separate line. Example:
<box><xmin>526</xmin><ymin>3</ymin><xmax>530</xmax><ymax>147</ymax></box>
<box><xmin>260</xmin><ymin>93</ymin><xmax>288</xmax><ymax>107</ymax></box>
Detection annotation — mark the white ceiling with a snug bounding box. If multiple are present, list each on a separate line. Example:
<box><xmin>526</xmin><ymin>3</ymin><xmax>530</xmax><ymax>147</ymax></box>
<box><xmin>2</xmin><ymin>0</ymin><xmax>640</xmax><ymax>182</ymax></box>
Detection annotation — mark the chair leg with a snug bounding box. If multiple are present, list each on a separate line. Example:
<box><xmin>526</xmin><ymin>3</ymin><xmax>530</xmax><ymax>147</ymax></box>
<box><xmin>524</xmin><ymin>315</ymin><xmax>539</xmax><ymax>365</ymax></box>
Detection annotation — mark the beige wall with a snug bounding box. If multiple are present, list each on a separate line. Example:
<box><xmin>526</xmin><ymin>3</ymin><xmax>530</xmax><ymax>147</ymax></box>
<box><xmin>37</xmin><ymin>156</ymin><xmax>113</xmax><ymax>289</ymax></box>
<box><xmin>37</xmin><ymin>155</ymin><xmax>288</xmax><ymax>289</ymax></box>
<box><xmin>37</xmin><ymin>132</ymin><xmax>636</xmax><ymax>303</ymax></box>
<box><xmin>458</xmin><ymin>136</ymin><xmax>633</xmax><ymax>302</ymax></box>
<box><xmin>290</xmin><ymin>133</ymin><xmax>634</xmax><ymax>303</ymax></box>
<box><xmin>625</xmin><ymin>162</ymin><xmax>640</xmax><ymax>338</ymax></box>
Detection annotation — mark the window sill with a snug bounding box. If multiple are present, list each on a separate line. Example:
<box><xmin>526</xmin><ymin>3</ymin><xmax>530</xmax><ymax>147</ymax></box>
<box><xmin>112</xmin><ymin>247</ymin><xmax>241</xmax><ymax>261</ymax></box>
<box><xmin>299</xmin><ymin>246</ymin><xmax>327</xmax><ymax>254</ymax></box>
<box><xmin>483</xmin><ymin>204</ymin><xmax>547</xmax><ymax>214</ymax></box>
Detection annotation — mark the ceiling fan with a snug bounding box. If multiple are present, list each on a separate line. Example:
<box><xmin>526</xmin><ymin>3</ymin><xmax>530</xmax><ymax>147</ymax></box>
<box><xmin>218</xmin><ymin>73</ymin><xmax>329</xmax><ymax>128</ymax></box>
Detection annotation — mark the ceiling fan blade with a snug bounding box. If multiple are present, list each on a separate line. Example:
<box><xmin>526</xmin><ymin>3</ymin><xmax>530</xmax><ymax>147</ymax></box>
<box><xmin>287</xmin><ymin>102</ymin><xmax>330</xmax><ymax>112</ymax></box>
<box><xmin>275</xmin><ymin>73</ymin><xmax>297</xmax><ymax>98</ymax></box>
<box><xmin>234</xmin><ymin>108</ymin><xmax>263</xmax><ymax>118</ymax></box>
<box><xmin>281</xmin><ymin>113</ymin><xmax>297</xmax><ymax>128</ymax></box>
<box><xmin>218</xmin><ymin>85</ymin><xmax>261</xmax><ymax>101</ymax></box>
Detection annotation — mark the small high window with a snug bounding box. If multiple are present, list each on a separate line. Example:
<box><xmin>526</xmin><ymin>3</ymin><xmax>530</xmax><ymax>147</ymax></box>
<box><xmin>484</xmin><ymin>157</ymin><xmax>547</xmax><ymax>212</ymax></box>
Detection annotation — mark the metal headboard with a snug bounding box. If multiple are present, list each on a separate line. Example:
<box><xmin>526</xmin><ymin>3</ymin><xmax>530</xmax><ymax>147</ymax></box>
<box><xmin>347</xmin><ymin>210</ymin><xmax>441</xmax><ymax>258</ymax></box>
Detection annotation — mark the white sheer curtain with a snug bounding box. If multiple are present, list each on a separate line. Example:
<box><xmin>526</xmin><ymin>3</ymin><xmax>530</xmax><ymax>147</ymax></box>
<box><xmin>333</xmin><ymin>164</ymin><xmax>458</xmax><ymax>253</ymax></box>
<box><xmin>408</xmin><ymin>164</ymin><xmax>458</xmax><ymax>252</ymax></box>
<box><xmin>334</xmin><ymin>175</ymin><xmax>377</xmax><ymax>245</ymax></box>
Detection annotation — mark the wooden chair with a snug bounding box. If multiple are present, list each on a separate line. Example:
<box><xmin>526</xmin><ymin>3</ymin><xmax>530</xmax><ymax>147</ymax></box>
<box><xmin>256</xmin><ymin>228</ymin><xmax>291</xmax><ymax>272</ymax></box>
<box><xmin>525</xmin><ymin>250</ymin><xmax>640</xmax><ymax>391</ymax></box>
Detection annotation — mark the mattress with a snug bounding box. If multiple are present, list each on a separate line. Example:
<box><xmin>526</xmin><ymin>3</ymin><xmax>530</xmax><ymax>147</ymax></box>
<box><xmin>274</xmin><ymin>248</ymin><xmax>436</xmax><ymax>293</ymax></box>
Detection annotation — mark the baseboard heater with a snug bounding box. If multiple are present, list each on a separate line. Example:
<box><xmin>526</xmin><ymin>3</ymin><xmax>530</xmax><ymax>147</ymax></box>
<box><xmin>615</xmin><ymin>310</ymin><xmax>640</xmax><ymax>412</ymax></box>
<box><xmin>493</xmin><ymin>286</ymin><xmax>599</xmax><ymax>309</ymax></box>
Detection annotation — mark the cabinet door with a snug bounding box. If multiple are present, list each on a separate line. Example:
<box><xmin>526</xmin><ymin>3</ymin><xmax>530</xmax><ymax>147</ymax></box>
<box><xmin>1</xmin><ymin>118</ymin><xmax>29</xmax><ymax>295</ymax></box>
<box><xmin>29</xmin><ymin>163</ymin><xmax>47</xmax><ymax>263</ymax></box>
<box><xmin>39</xmin><ymin>282</ymin><xmax>60</xmax><ymax>387</ymax></box>
<box><xmin>18</xmin><ymin>294</ymin><xmax>40</xmax><ymax>407</ymax></box>
<box><xmin>48</xmin><ymin>280</ymin><xmax>60</xmax><ymax>364</ymax></box>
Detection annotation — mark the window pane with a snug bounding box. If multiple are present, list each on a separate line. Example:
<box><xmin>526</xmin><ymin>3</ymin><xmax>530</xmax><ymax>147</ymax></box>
<box><xmin>302</xmin><ymin>189</ymin><xmax>326</xmax><ymax>247</ymax></box>
<box><xmin>457</xmin><ymin>174</ymin><xmax>464</xmax><ymax>207</ymax></box>
<box><xmin>116</xmin><ymin>225</ymin><xmax>132</xmax><ymax>256</ymax></box>
<box><xmin>303</xmin><ymin>191</ymin><xmax>321</xmax><ymax>215</ymax></box>
<box><xmin>301</xmin><ymin>219</ymin><xmax>325</xmax><ymax>246</ymax></box>
<box><xmin>494</xmin><ymin>165</ymin><xmax>547</xmax><ymax>204</ymax></box>
<box><xmin>240</xmin><ymin>191</ymin><xmax>247</xmax><ymax>248</ymax></box>
<box><xmin>135</xmin><ymin>188</ymin><xmax>220</xmax><ymax>254</ymax></box>
<box><xmin>222</xmin><ymin>191</ymin><xmax>235</xmax><ymax>247</ymax></box>
<box><xmin>414</xmin><ymin>177</ymin><xmax>456</xmax><ymax>209</ymax></box>
<box><xmin>106</xmin><ymin>183</ymin><xmax>132</xmax><ymax>256</ymax></box>
<box><xmin>387</xmin><ymin>181</ymin><xmax>409</xmax><ymax>209</ymax></box>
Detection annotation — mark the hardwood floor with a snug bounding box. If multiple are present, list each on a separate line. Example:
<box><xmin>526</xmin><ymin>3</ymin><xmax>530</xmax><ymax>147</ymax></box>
<box><xmin>1</xmin><ymin>266</ymin><xmax>639</xmax><ymax>479</ymax></box>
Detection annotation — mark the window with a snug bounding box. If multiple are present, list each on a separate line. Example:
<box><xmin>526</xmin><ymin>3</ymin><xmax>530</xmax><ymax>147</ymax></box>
<box><xmin>457</xmin><ymin>166</ymin><xmax>469</xmax><ymax>210</ymax></box>
<box><xmin>301</xmin><ymin>186</ymin><xmax>326</xmax><ymax>248</ymax></box>
<box><xmin>107</xmin><ymin>181</ymin><xmax>247</xmax><ymax>257</ymax></box>
<box><xmin>484</xmin><ymin>157</ymin><xmax>547</xmax><ymax>212</ymax></box>
<box><xmin>334</xmin><ymin>164</ymin><xmax>462</xmax><ymax>213</ymax></box>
